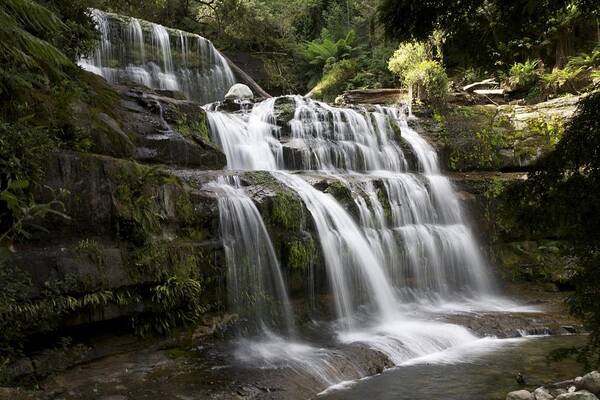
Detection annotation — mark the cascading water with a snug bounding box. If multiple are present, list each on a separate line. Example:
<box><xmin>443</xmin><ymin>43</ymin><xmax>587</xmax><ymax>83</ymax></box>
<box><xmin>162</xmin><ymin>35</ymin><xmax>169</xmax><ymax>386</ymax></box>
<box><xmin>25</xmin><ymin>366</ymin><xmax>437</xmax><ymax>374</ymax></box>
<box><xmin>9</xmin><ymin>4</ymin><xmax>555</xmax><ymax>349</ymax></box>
<box><xmin>203</xmin><ymin>94</ymin><xmax>518</xmax><ymax>380</ymax></box>
<box><xmin>206</xmin><ymin>176</ymin><xmax>294</xmax><ymax>336</ymax></box>
<box><xmin>79</xmin><ymin>9</ymin><xmax>235</xmax><ymax>103</ymax></box>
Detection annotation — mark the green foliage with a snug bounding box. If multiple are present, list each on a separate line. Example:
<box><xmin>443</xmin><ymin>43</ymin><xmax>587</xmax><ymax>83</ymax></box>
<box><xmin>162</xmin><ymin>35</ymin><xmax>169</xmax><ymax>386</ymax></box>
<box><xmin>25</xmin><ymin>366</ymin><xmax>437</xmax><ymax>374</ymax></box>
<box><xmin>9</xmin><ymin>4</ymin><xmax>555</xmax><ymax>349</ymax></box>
<box><xmin>303</xmin><ymin>30</ymin><xmax>359</xmax><ymax>88</ymax></box>
<box><xmin>526</xmin><ymin>115</ymin><xmax>566</xmax><ymax>146</ymax></box>
<box><xmin>387</xmin><ymin>42</ymin><xmax>428</xmax><ymax>82</ymax></box>
<box><xmin>309</xmin><ymin>59</ymin><xmax>357</xmax><ymax>101</ymax></box>
<box><xmin>387</xmin><ymin>41</ymin><xmax>448</xmax><ymax>106</ymax></box>
<box><xmin>378</xmin><ymin>0</ymin><xmax>599</xmax><ymax>70</ymax></box>
<box><xmin>406</xmin><ymin>60</ymin><xmax>448</xmax><ymax>106</ymax></box>
<box><xmin>567</xmin><ymin>45</ymin><xmax>600</xmax><ymax>69</ymax></box>
<box><xmin>508</xmin><ymin>59</ymin><xmax>541</xmax><ymax>91</ymax></box>
<box><xmin>75</xmin><ymin>238</ymin><xmax>103</xmax><ymax>265</ymax></box>
<box><xmin>0</xmin><ymin>120</ymin><xmax>72</xmax><ymax>242</ymax></box>
<box><xmin>114</xmin><ymin>164</ymin><xmax>172</xmax><ymax>245</ymax></box>
<box><xmin>0</xmin><ymin>259</ymin><xmax>207</xmax><ymax>355</ymax></box>
<box><xmin>542</xmin><ymin>66</ymin><xmax>585</xmax><ymax>94</ymax></box>
<box><xmin>133</xmin><ymin>277</ymin><xmax>206</xmax><ymax>336</ymax></box>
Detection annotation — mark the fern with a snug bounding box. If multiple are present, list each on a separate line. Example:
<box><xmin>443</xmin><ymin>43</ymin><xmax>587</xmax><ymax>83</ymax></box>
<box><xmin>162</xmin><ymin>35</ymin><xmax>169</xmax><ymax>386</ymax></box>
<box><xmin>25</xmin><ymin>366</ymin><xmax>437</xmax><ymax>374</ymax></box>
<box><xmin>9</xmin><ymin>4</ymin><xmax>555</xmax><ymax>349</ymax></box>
<box><xmin>0</xmin><ymin>0</ymin><xmax>71</xmax><ymax>78</ymax></box>
<box><xmin>567</xmin><ymin>46</ymin><xmax>600</xmax><ymax>69</ymax></box>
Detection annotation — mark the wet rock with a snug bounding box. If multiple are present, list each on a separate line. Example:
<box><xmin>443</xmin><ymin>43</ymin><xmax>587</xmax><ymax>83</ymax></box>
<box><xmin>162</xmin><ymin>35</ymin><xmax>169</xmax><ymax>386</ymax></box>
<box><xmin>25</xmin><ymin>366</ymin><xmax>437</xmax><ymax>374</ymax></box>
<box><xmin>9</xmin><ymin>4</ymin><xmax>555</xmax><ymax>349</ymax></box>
<box><xmin>87</xmin><ymin>112</ymin><xmax>136</xmax><ymax>158</ymax></box>
<box><xmin>507</xmin><ymin>389</ymin><xmax>534</xmax><ymax>400</ymax></box>
<box><xmin>577</xmin><ymin>371</ymin><xmax>600</xmax><ymax>395</ymax></box>
<box><xmin>225</xmin><ymin>83</ymin><xmax>254</xmax><ymax>101</ymax></box>
<box><xmin>138</xmin><ymin>131</ymin><xmax>226</xmax><ymax>168</ymax></box>
<box><xmin>555</xmin><ymin>391</ymin><xmax>599</xmax><ymax>400</ymax></box>
<box><xmin>534</xmin><ymin>387</ymin><xmax>555</xmax><ymax>400</ymax></box>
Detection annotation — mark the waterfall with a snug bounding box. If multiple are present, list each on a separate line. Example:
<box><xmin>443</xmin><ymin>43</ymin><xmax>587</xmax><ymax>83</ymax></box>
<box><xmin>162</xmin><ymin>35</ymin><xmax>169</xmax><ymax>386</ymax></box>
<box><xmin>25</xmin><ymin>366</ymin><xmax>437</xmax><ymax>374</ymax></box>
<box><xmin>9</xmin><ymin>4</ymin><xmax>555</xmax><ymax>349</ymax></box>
<box><xmin>203</xmin><ymin>95</ymin><xmax>513</xmax><ymax>374</ymax></box>
<box><xmin>78</xmin><ymin>9</ymin><xmax>235</xmax><ymax>103</ymax></box>
<box><xmin>205</xmin><ymin>176</ymin><xmax>294</xmax><ymax>336</ymax></box>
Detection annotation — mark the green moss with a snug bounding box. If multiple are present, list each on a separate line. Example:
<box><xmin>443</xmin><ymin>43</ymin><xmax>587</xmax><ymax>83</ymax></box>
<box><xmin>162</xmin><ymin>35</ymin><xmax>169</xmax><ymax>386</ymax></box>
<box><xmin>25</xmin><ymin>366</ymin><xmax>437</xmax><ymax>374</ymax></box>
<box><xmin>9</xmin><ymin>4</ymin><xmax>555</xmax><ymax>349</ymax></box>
<box><xmin>129</xmin><ymin>241</ymin><xmax>199</xmax><ymax>282</ymax></box>
<box><xmin>176</xmin><ymin>112</ymin><xmax>210</xmax><ymax>142</ymax></box>
<box><xmin>375</xmin><ymin>182</ymin><xmax>392</xmax><ymax>222</ymax></box>
<box><xmin>387</xmin><ymin>115</ymin><xmax>403</xmax><ymax>142</ymax></box>
<box><xmin>271</xmin><ymin>192</ymin><xmax>304</xmax><ymax>231</ymax></box>
<box><xmin>274</xmin><ymin>97</ymin><xmax>296</xmax><ymax>124</ymax></box>
<box><xmin>287</xmin><ymin>239</ymin><xmax>316</xmax><ymax>271</ymax></box>
<box><xmin>244</xmin><ymin>171</ymin><xmax>282</xmax><ymax>190</ymax></box>
<box><xmin>175</xmin><ymin>192</ymin><xmax>194</xmax><ymax>225</ymax></box>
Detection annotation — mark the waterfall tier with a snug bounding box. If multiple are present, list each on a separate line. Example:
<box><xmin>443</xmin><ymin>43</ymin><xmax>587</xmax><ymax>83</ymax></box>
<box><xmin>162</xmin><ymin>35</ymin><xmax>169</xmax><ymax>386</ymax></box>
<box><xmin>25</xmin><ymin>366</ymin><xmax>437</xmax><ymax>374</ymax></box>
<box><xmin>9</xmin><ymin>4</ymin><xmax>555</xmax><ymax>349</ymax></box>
<box><xmin>199</xmin><ymin>95</ymin><xmax>514</xmax><ymax>377</ymax></box>
<box><xmin>79</xmin><ymin>9</ymin><xmax>235</xmax><ymax>104</ymax></box>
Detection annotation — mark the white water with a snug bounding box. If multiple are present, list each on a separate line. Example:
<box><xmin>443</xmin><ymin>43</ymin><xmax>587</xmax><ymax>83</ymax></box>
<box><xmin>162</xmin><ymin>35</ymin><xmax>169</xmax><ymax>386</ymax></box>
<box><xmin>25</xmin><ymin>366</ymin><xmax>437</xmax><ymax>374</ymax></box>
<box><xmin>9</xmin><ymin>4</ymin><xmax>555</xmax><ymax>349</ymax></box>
<box><xmin>202</xmin><ymin>95</ymin><xmax>518</xmax><ymax>384</ymax></box>
<box><xmin>205</xmin><ymin>176</ymin><xmax>294</xmax><ymax>336</ymax></box>
<box><xmin>79</xmin><ymin>9</ymin><xmax>235</xmax><ymax>103</ymax></box>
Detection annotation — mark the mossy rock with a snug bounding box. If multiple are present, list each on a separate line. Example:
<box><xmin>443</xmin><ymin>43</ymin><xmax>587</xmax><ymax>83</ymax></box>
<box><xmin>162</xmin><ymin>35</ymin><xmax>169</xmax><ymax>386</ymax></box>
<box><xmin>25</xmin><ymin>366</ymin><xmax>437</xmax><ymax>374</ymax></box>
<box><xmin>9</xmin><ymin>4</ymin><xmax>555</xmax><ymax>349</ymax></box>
<box><xmin>271</xmin><ymin>191</ymin><xmax>304</xmax><ymax>232</ymax></box>
<box><xmin>274</xmin><ymin>96</ymin><xmax>297</xmax><ymax>128</ymax></box>
<box><xmin>313</xmin><ymin>179</ymin><xmax>360</xmax><ymax>220</ymax></box>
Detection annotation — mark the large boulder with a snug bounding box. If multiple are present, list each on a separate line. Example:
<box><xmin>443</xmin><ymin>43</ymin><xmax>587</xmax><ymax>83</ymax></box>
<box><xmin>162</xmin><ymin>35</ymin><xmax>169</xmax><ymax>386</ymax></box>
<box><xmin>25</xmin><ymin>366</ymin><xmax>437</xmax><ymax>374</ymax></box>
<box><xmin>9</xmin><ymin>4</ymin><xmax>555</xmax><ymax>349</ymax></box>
<box><xmin>556</xmin><ymin>391</ymin><xmax>599</xmax><ymax>400</ymax></box>
<box><xmin>225</xmin><ymin>83</ymin><xmax>254</xmax><ymax>101</ymax></box>
<box><xmin>507</xmin><ymin>390</ymin><xmax>534</xmax><ymax>400</ymax></box>
<box><xmin>577</xmin><ymin>372</ymin><xmax>600</xmax><ymax>395</ymax></box>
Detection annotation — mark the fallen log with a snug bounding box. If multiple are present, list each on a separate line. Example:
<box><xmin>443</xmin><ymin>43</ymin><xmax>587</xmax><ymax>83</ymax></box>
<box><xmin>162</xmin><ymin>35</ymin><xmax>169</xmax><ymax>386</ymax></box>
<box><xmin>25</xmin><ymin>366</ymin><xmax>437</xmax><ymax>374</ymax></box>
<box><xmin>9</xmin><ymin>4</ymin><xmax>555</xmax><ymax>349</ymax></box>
<box><xmin>473</xmin><ymin>89</ymin><xmax>505</xmax><ymax>95</ymax></box>
<box><xmin>332</xmin><ymin>88</ymin><xmax>408</xmax><ymax>104</ymax></box>
<box><xmin>462</xmin><ymin>78</ymin><xmax>498</xmax><ymax>92</ymax></box>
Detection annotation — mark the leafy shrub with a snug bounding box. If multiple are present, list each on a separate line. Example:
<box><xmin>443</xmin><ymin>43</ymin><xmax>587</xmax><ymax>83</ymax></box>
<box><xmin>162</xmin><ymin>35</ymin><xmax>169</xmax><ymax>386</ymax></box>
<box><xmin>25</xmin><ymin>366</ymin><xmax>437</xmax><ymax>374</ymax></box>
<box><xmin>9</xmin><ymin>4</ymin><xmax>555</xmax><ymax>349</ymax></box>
<box><xmin>507</xmin><ymin>59</ymin><xmax>541</xmax><ymax>91</ymax></box>
<box><xmin>405</xmin><ymin>60</ymin><xmax>448</xmax><ymax>106</ymax></box>
<box><xmin>388</xmin><ymin>42</ymin><xmax>447</xmax><ymax>107</ymax></box>
<box><xmin>387</xmin><ymin>41</ymin><xmax>428</xmax><ymax>83</ymax></box>
<box><xmin>0</xmin><ymin>120</ymin><xmax>70</xmax><ymax>242</ymax></box>
<box><xmin>542</xmin><ymin>66</ymin><xmax>584</xmax><ymax>95</ymax></box>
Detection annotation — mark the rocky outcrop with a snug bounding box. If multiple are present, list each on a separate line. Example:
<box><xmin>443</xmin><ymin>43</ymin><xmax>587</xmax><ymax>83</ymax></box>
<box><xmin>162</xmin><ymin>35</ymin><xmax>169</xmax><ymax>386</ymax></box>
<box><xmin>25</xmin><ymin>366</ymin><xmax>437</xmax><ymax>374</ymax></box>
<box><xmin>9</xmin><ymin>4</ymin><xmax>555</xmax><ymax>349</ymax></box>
<box><xmin>1</xmin><ymin>150</ymin><xmax>226</xmax><ymax>384</ymax></box>
<box><xmin>413</xmin><ymin>94</ymin><xmax>583</xmax><ymax>172</ymax></box>
<box><xmin>506</xmin><ymin>371</ymin><xmax>600</xmax><ymax>400</ymax></box>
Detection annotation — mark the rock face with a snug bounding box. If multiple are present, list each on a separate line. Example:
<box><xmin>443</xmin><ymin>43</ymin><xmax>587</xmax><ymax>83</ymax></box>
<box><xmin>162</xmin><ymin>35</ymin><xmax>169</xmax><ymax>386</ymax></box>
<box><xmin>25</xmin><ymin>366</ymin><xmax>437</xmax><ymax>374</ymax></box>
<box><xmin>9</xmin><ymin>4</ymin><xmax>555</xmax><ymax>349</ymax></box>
<box><xmin>577</xmin><ymin>372</ymin><xmax>600</xmax><ymax>395</ymax></box>
<box><xmin>413</xmin><ymin>94</ymin><xmax>583</xmax><ymax>172</ymax></box>
<box><xmin>507</xmin><ymin>390</ymin><xmax>534</xmax><ymax>400</ymax></box>
<box><xmin>225</xmin><ymin>83</ymin><xmax>254</xmax><ymax>101</ymax></box>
